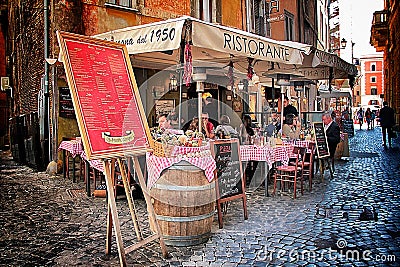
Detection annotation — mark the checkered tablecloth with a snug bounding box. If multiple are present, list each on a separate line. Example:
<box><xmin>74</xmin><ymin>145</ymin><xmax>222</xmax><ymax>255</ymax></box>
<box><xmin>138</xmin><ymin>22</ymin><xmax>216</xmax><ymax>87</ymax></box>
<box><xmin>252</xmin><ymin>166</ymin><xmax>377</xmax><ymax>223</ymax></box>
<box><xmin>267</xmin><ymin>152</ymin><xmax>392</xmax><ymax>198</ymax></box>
<box><xmin>80</xmin><ymin>151</ymin><xmax>105</xmax><ymax>173</ymax></box>
<box><xmin>170</xmin><ymin>142</ymin><xmax>210</xmax><ymax>157</ymax></box>
<box><xmin>146</xmin><ymin>152</ymin><xmax>216</xmax><ymax>189</ymax></box>
<box><xmin>58</xmin><ymin>140</ymin><xmax>83</xmax><ymax>158</ymax></box>
<box><xmin>240</xmin><ymin>144</ymin><xmax>291</xmax><ymax>168</ymax></box>
<box><xmin>282</xmin><ymin>140</ymin><xmax>316</xmax><ymax>157</ymax></box>
<box><xmin>58</xmin><ymin>140</ymin><xmax>104</xmax><ymax>173</ymax></box>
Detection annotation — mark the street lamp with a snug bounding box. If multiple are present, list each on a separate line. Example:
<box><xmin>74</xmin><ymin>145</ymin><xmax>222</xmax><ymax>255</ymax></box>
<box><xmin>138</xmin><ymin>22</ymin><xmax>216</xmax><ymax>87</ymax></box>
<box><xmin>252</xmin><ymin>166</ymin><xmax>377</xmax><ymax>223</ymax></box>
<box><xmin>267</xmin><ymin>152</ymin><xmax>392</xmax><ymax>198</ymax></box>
<box><xmin>333</xmin><ymin>38</ymin><xmax>355</xmax><ymax>64</ymax></box>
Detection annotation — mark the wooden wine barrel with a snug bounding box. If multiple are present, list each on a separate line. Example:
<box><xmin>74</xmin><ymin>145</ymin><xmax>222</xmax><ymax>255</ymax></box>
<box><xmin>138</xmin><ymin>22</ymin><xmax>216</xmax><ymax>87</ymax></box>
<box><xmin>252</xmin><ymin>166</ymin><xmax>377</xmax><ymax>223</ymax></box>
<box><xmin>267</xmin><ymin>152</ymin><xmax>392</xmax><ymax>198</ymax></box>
<box><xmin>150</xmin><ymin>161</ymin><xmax>216</xmax><ymax>246</ymax></box>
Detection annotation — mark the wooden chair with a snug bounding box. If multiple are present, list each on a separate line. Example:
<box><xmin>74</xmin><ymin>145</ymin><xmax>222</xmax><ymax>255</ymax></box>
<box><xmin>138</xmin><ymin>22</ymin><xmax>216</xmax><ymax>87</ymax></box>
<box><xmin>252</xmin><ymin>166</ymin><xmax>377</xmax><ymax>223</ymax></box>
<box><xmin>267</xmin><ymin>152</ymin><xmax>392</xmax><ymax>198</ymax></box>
<box><xmin>301</xmin><ymin>142</ymin><xmax>316</xmax><ymax>192</ymax></box>
<box><xmin>273</xmin><ymin>146</ymin><xmax>306</xmax><ymax>199</ymax></box>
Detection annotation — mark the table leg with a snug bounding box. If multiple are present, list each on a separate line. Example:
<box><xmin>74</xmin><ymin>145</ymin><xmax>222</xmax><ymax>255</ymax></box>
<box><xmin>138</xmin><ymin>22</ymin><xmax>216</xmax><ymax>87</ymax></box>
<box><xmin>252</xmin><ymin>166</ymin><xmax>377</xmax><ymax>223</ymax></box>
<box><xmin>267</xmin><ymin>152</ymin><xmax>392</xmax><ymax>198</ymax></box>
<box><xmin>264</xmin><ymin>162</ymin><xmax>270</xmax><ymax>197</ymax></box>
<box><xmin>72</xmin><ymin>157</ymin><xmax>76</xmax><ymax>183</ymax></box>
<box><xmin>86</xmin><ymin>161</ymin><xmax>91</xmax><ymax>197</ymax></box>
<box><xmin>62</xmin><ymin>150</ymin><xmax>66</xmax><ymax>179</ymax></box>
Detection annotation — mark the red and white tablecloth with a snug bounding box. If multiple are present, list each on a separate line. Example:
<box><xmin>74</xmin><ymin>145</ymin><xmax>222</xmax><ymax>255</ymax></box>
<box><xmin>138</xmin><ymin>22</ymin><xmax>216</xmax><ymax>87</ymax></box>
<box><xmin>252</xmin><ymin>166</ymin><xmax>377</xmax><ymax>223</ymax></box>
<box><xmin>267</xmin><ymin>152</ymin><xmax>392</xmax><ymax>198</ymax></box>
<box><xmin>80</xmin><ymin>151</ymin><xmax>105</xmax><ymax>172</ymax></box>
<box><xmin>283</xmin><ymin>140</ymin><xmax>316</xmax><ymax>157</ymax></box>
<box><xmin>146</xmin><ymin>152</ymin><xmax>216</xmax><ymax>189</ymax></box>
<box><xmin>240</xmin><ymin>145</ymin><xmax>291</xmax><ymax>168</ymax></box>
<box><xmin>58</xmin><ymin>140</ymin><xmax>83</xmax><ymax>158</ymax></box>
<box><xmin>58</xmin><ymin>140</ymin><xmax>104</xmax><ymax>173</ymax></box>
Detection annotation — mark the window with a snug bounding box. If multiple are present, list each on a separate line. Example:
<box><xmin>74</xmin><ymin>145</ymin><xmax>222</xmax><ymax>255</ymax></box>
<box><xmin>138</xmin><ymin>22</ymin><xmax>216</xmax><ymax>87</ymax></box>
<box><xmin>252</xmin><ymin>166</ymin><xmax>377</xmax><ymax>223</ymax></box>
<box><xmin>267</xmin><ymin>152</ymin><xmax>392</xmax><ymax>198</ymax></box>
<box><xmin>371</xmin><ymin>76</ymin><xmax>376</xmax><ymax>83</ymax></box>
<box><xmin>371</xmin><ymin>63</ymin><xmax>376</xmax><ymax>71</ymax></box>
<box><xmin>105</xmin><ymin>0</ymin><xmax>136</xmax><ymax>9</ymax></box>
<box><xmin>254</xmin><ymin>0</ymin><xmax>266</xmax><ymax>36</ymax></box>
<box><xmin>284</xmin><ymin>11</ymin><xmax>294</xmax><ymax>41</ymax></box>
<box><xmin>371</xmin><ymin>87</ymin><xmax>377</xmax><ymax>95</ymax></box>
<box><xmin>356</xmin><ymin>91</ymin><xmax>360</xmax><ymax>96</ymax></box>
<box><xmin>191</xmin><ymin>0</ymin><xmax>221</xmax><ymax>23</ymax></box>
<box><xmin>248</xmin><ymin>0</ymin><xmax>268</xmax><ymax>36</ymax></box>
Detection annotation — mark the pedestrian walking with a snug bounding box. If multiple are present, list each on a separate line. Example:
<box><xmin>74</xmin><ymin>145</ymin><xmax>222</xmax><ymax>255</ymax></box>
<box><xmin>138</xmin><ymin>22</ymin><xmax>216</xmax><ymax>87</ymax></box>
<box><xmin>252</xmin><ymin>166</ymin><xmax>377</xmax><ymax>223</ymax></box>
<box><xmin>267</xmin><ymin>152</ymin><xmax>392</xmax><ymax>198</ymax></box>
<box><xmin>378</xmin><ymin>101</ymin><xmax>395</xmax><ymax>148</ymax></box>
<box><xmin>365</xmin><ymin>108</ymin><xmax>372</xmax><ymax>130</ymax></box>
<box><xmin>371</xmin><ymin>111</ymin><xmax>376</xmax><ymax>128</ymax></box>
<box><xmin>356</xmin><ymin>108</ymin><xmax>364</xmax><ymax>130</ymax></box>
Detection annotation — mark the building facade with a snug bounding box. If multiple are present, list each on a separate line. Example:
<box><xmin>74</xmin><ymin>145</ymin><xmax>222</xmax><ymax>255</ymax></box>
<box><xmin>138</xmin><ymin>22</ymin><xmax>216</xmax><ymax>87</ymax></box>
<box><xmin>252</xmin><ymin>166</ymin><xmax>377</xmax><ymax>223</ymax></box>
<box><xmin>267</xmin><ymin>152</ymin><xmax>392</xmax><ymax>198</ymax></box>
<box><xmin>359</xmin><ymin>54</ymin><xmax>384</xmax><ymax>109</ymax></box>
<box><xmin>370</xmin><ymin>0</ymin><xmax>399</xmax><ymax>124</ymax></box>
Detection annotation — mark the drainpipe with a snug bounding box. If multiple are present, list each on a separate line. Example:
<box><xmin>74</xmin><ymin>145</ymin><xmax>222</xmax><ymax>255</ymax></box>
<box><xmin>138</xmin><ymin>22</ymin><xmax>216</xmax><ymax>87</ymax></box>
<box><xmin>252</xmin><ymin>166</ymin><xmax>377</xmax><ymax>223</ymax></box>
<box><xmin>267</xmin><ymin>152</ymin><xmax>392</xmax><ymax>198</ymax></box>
<box><xmin>43</xmin><ymin>0</ymin><xmax>50</xmax><ymax>165</ymax></box>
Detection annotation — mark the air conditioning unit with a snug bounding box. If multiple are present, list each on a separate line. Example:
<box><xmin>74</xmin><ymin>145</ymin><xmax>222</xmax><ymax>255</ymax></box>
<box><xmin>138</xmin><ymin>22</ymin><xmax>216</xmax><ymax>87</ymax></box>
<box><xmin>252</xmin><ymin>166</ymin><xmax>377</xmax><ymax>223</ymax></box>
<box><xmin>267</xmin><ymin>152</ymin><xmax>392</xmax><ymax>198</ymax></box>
<box><xmin>1</xmin><ymin>77</ymin><xmax>9</xmax><ymax>91</ymax></box>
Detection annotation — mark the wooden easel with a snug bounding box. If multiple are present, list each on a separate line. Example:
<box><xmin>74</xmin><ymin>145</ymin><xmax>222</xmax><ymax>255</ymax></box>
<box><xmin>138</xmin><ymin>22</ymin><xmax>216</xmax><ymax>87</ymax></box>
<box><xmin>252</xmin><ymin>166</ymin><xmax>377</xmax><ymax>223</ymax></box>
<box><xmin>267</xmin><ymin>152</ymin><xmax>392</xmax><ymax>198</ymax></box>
<box><xmin>103</xmin><ymin>156</ymin><xmax>168</xmax><ymax>266</ymax></box>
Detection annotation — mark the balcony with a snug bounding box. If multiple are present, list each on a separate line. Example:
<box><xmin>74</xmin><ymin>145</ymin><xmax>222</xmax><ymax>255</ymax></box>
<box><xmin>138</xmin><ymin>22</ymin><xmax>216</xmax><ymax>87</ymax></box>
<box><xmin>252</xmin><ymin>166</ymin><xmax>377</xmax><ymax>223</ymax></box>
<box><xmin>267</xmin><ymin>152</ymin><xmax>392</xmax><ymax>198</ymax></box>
<box><xmin>370</xmin><ymin>10</ymin><xmax>389</xmax><ymax>51</ymax></box>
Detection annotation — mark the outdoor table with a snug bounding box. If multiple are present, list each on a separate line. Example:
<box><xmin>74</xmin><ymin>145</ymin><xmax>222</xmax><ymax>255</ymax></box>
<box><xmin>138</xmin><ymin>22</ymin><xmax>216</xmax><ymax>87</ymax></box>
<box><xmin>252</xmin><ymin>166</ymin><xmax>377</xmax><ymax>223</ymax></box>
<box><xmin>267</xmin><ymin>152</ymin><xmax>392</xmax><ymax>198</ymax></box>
<box><xmin>146</xmin><ymin>152</ymin><xmax>216</xmax><ymax>189</ymax></box>
<box><xmin>58</xmin><ymin>139</ymin><xmax>83</xmax><ymax>182</ymax></box>
<box><xmin>145</xmin><ymin>151</ymin><xmax>217</xmax><ymax>246</ymax></box>
<box><xmin>58</xmin><ymin>139</ymin><xmax>104</xmax><ymax>197</ymax></box>
<box><xmin>240</xmin><ymin>144</ymin><xmax>292</xmax><ymax>196</ymax></box>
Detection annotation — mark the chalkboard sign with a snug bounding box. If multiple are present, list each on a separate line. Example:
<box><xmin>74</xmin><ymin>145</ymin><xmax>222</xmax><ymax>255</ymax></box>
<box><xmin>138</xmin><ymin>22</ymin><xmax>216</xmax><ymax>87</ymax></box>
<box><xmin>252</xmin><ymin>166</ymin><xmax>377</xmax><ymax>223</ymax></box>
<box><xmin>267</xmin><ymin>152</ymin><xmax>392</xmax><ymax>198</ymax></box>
<box><xmin>210</xmin><ymin>139</ymin><xmax>247</xmax><ymax>228</ymax></box>
<box><xmin>59</xmin><ymin>87</ymin><xmax>75</xmax><ymax>119</ymax></box>
<box><xmin>342</xmin><ymin>120</ymin><xmax>354</xmax><ymax>137</ymax></box>
<box><xmin>313</xmin><ymin>122</ymin><xmax>330</xmax><ymax>158</ymax></box>
<box><xmin>214</xmin><ymin>141</ymin><xmax>242</xmax><ymax>198</ymax></box>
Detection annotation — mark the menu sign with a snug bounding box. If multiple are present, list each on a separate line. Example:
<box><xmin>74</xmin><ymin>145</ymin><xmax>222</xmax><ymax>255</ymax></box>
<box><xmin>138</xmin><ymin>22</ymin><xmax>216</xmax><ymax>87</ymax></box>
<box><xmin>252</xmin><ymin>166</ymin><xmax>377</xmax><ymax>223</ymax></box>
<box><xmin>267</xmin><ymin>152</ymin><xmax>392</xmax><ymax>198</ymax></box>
<box><xmin>342</xmin><ymin>120</ymin><xmax>354</xmax><ymax>137</ymax></box>
<box><xmin>57</xmin><ymin>31</ymin><xmax>152</xmax><ymax>160</ymax></box>
<box><xmin>59</xmin><ymin>87</ymin><xmax>75</xmax><ymax>119</ymax></box>
<box><xmin>210</xmin><ymin>139</ymin><xmax>247</xmax><ymax>228</ymax></box>
<box><xmin>313</xmin><ymin>122</ymin><xmax>330</xmax><ymax>158</ymax></box>
<box><xmin>213</xmin><ymin>141</ymin><xmax>242</xmax><ymax>198</ymax></box>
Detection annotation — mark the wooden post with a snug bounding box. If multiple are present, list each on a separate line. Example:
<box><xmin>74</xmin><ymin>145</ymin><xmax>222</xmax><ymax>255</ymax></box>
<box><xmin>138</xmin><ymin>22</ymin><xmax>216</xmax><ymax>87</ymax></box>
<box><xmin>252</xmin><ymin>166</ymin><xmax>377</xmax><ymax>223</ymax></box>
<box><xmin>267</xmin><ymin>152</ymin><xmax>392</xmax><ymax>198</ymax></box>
<box><xmin>117</xmin><ymin>158</ymin><xmax>142</xmax><ymax>241</ymax></box>
<box><xmin>103</xmin><ymin>159</ymin><xmax>127</xmax><ymax>266</ymax></box>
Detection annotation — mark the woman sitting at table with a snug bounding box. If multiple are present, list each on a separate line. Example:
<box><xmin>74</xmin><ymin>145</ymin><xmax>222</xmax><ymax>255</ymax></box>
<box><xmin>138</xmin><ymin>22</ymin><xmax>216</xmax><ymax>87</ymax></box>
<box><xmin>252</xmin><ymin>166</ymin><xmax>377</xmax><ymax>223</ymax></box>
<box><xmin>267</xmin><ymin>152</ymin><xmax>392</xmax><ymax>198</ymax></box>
<box><xmin>215</xmin><ymin>115</ymin><xmax>238</xmax><ymax>139</ymax></box>
<box><xmin>282</xmin><ymin>114</ymin><xmax>301</xmax><ymax>140</ymax></box>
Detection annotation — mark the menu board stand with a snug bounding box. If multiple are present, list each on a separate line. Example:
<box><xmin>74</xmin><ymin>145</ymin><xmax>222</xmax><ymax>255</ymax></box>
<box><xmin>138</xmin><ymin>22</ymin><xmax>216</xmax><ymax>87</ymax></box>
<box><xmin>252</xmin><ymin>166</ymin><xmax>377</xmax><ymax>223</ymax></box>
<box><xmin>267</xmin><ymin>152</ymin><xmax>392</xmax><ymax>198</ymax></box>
<box><xmin>57</xmin><ymin>31</ymin><xmax>168</xmax><ymax>266</ymax></box>
<box><xmin>210</xmin><ymin>139</ymin><xmax>248</xmax><ymax>228</ymax></box>
<box><xmin>313</xmin><ymin>122</ymin><xmax>333</xmax><ymax>179</ymax></box>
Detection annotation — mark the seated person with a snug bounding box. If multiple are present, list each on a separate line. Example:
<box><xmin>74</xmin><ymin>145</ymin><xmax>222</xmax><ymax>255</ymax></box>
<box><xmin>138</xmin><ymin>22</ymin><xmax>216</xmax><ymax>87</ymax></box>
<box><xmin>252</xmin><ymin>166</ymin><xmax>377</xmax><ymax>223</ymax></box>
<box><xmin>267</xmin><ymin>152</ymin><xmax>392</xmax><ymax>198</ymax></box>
<box><xmin>201</xmin><ymin>112</ymin><xmax>215</xmax><ymax>139</ymax></box>
<box><xmin>214</xmin><ymin>115</ymin><xmax>238</xmax><ymax>139</ymax></box>
<box><xmin>157</xmin><ymin>114</ymin><xmax>172</xmax><ymax>130</ymax></box>
<box><xmin>187</xmin><ymin>117</ymin><xmax>199</xmax><ymax>132</ymax></box>
<box><xmin>282</xmin><ymin>113</ymin><xmax>301</xmax><ymax>140</ymax></box>
<box><xmin>168</xmin><ymin>112</ymin><xmax>180</xmax><ymax>129</ymax></box>
<box><xmin>239</xmin><ymin>114</ymin><xmax>254</xmax><ymax>144</ymax></box>
<box><xmin>265</xmin><ymin>112</ymin><xmax>281</xmax><ymax>137</ymax></box>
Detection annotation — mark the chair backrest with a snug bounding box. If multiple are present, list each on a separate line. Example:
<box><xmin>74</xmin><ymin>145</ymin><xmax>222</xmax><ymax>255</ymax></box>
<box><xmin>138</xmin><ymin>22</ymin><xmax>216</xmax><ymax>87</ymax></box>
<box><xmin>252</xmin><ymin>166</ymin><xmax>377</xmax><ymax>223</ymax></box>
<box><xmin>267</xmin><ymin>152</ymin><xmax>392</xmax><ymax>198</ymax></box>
<box><xmin>307</xmin><ymin>142</ymin><xmax>316</xmax><ymax>164</ymax></box>
<box><xmin>292</xmin><ymin>146</ymin><xmax>307</xmax><ymax>167</ymax></box>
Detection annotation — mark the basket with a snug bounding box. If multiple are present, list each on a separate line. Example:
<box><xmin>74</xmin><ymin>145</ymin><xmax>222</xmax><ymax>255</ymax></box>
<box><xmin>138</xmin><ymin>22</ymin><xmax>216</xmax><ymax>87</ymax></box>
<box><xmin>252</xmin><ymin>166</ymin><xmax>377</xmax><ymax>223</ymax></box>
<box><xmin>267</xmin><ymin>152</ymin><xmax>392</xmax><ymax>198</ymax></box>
<box><xmin>151</xmin><ymin>140</ymin><xmax>175</xmax><ymax>157</ymax></box>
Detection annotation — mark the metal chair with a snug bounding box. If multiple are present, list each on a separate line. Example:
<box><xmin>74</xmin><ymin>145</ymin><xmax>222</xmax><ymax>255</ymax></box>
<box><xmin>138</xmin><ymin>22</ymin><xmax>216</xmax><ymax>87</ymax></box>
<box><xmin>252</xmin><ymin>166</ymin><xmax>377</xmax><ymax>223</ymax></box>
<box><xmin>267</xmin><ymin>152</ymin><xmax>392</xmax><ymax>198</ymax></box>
<box><xmin>273</xmin><ymin>146</ymin><xmax>306</xmax><ymax>199</ymax></box>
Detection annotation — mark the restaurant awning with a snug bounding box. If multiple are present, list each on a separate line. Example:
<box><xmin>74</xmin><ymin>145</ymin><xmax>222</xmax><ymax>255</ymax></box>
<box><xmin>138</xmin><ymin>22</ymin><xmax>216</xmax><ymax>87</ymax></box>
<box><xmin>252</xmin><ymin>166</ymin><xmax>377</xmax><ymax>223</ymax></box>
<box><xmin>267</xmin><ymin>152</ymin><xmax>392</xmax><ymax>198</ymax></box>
<box><xmin>259</xmin><ymin>49</ymin><xmax>357</xmax><ymax>81</ymax></box>
<box><xmin>94</xmin><ymin>16</ymin><xmax>312</xmax><ymax>72</ymax></box>
<box><xmin>319</xmin><ymin>85</ymin><xmax>352</xmax><ymax>98</ymax></box>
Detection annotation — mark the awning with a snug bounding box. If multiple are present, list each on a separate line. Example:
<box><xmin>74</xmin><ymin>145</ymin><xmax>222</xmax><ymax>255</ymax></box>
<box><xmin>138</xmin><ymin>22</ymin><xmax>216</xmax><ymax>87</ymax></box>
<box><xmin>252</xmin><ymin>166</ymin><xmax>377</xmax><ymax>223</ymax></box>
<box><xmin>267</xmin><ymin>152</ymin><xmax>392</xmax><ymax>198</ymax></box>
<box><xmin>260</xmin><ymin>49</ymin><xmax>357</xmax><ymax>81</ymax></box>
<box><xmin>319</xmin><ymin>85</ymin><xmax>352</xmax><ymax>98</ymax></box>
<box><xmin>94</xmin><ymin>16</ymin><xmax>312</xmax><ymax>70</ymax></box>
<box><xmin>93</xmin><ymin>16</ymin><xmax>357</xmax><ymax>93</ymax></box>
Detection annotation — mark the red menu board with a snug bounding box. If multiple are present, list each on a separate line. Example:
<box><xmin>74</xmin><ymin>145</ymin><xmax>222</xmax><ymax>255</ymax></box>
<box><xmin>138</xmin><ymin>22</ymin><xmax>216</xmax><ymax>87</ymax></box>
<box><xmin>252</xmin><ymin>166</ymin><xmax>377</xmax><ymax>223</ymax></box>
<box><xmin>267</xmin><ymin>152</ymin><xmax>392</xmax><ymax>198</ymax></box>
<box><xmin>57</xmin><ymin>31</ymin><xmax>152</xmax><ymax>160</ymax></box>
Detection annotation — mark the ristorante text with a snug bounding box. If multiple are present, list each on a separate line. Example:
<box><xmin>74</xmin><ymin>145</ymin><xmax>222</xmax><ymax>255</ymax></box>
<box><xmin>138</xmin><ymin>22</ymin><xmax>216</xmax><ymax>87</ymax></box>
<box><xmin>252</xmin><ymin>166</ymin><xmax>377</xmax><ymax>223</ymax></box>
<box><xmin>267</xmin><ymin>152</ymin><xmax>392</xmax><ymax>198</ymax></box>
<box><xmin>223</xmin><ymin>33</ymin><xmax>290</xmax><ymax>61</ymax></box>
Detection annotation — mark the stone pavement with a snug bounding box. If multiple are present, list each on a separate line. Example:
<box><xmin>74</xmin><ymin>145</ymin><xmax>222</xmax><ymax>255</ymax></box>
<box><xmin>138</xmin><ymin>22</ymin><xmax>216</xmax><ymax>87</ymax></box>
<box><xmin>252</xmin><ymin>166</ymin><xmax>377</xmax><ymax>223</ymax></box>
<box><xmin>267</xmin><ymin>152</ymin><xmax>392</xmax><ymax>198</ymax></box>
<box><xmin>0</xmin><ymin>126</ymin><xmax>399</xmax><ymax>266</ymax></box>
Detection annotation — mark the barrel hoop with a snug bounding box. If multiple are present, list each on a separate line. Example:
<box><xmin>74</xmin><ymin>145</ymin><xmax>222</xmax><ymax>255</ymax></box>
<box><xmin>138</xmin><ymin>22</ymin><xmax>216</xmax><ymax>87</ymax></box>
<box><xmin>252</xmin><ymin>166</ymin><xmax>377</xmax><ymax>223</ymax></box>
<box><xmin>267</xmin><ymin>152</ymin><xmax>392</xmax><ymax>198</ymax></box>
<box><xmin>152</xmin><ymin>182</ymin><xmax>215</xmax><ymax>191</ymax></box>
<box><xmin>156</xmin><ymin>211</ymin><xmax>215</xmax><ymax>222</ymax></box>
<box><xmin>161</xmin><ymin>233</ymin><xmax>211</xmax><ymax>246</ymax></box>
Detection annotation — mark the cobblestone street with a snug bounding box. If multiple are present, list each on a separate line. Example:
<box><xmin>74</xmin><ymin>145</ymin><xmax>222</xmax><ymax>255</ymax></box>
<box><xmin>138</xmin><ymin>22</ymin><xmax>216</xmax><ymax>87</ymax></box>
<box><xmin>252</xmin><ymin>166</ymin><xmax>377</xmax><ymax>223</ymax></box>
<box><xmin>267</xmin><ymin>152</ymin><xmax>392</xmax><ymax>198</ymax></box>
<box><xmin>1</xmin><ymin>127</ymin><xmax>399</xmax><ymax>266</ymax></box>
